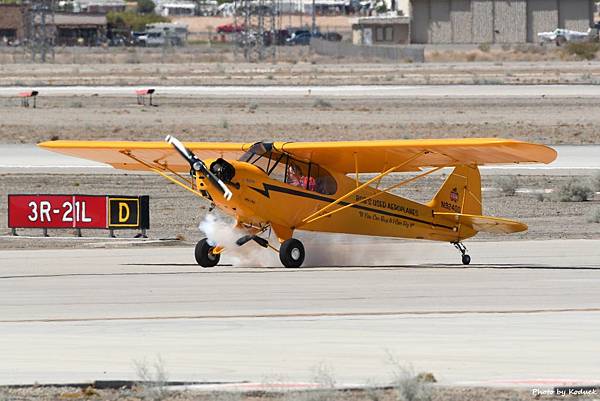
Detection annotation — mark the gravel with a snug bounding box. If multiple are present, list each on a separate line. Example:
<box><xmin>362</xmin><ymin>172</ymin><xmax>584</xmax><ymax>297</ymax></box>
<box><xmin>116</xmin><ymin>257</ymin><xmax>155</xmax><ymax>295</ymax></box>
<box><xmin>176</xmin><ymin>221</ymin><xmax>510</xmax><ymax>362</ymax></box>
<box><xmin>2</xmin><ymin>173</ymin><xmax>598</xmax><ymax>250</ymax></box>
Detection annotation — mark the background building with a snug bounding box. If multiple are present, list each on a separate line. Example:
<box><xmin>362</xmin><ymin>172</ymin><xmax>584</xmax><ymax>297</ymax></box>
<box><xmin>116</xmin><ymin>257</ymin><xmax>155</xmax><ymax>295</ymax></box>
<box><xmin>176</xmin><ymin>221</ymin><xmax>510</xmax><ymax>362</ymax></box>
<box><xmin>53</xmin><ymin>13</ymin><xmax>107</xmax><ymax>45</ymax></box>
<box><xmin>410</xmin><ymin>0</ymin><xmax>595</xmax><ymax>44</ymax></box>
<box><xmin>352</xmin><ymin>15</ymin><xmax>410</xmax><ymax>44</ymax></box>
<box><xmin>0</xmin><ymin>4</ymin><xmax>27</xmax><ymax>44</ymax></box>
<box><xmin>154</xmin><ymin>0</ymin><xmax>197</xmax><ymax>16</ymax></box>
<box><xmin>77</xmin><ymin>0</ymin><xmax>126</xmax><ymax>13</ymax></box>
<box><xmin>0</xmin><ymin>6</ymin><xmax>107</xmax><ymax>46</ymax></box>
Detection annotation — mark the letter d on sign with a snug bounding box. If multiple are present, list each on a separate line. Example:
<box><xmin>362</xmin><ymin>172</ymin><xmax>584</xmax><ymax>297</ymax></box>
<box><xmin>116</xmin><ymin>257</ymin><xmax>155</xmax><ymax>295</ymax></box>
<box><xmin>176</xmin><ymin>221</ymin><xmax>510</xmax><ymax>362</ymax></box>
<box><xmin>108</xmin><ymin>197</ymin><xmax>140</xmax><ymax>228</ymax></box>
<box><xmin>119</xmin><ymin>202</ymin><xmax>130</xmax><ymax>223</ymax></box>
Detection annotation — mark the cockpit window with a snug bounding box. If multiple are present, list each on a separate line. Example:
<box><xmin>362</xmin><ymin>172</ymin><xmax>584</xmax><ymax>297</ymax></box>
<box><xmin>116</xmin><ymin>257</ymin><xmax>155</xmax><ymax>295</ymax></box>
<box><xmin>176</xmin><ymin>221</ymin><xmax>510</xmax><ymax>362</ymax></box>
<box><xmin>239</xmin><ymin>144</ymin><xmax>337</xmax><ymax>195</ymax></box>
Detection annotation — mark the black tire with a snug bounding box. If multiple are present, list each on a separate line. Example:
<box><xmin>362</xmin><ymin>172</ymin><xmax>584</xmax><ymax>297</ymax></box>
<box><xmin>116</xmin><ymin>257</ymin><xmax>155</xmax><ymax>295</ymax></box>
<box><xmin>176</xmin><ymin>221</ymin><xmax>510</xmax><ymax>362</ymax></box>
<box><xmin>279</xmin><ymin>238</ymin><xmax>305</xmax><ymax>268</ymax></box>
<box><xmin>462</xmin><ymin>254</ymin><xmax>471</xmax><ymax>265</ymax></box>
<box><xmin>195</xmin><ymin>238</ymin><xmax>220</xmax><ymax>267</ymax></box>
<box><xmin>556</xmin><ymin>36</ymin><xmax>566</xmax><ymax>46</ymax></box>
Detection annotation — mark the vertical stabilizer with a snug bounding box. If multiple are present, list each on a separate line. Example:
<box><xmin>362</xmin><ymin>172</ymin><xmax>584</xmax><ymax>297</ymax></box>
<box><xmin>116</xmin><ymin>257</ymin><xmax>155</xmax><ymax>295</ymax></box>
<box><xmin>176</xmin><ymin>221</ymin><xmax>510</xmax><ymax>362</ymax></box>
<box><xmin>428</xmin><ymin>165</ymin><xmax>482</xmax><ymax>216</ymax></box>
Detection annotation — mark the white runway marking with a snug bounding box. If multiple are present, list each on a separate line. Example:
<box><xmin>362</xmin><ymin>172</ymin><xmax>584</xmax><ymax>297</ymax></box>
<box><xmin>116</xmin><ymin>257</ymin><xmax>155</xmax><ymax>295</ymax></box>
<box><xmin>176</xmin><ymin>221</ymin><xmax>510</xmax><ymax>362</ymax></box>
<box><xmin>3</xmin><ymin>84</ymin><xmax>600</xmax><ymax>98</ymax></box>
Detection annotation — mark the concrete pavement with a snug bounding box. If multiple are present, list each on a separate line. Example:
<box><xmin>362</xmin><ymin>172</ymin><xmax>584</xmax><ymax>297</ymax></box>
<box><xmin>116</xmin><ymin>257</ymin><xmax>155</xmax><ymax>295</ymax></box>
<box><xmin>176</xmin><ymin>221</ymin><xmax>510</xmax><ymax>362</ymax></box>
<box><xmin>0</xmin><ymin>239</ymin><xmax>599</xmax><ymax>386</ymax></box>
<box><xmin>1</xmin><ymin>144</ymin><xmax>598</xmax><ymax>175</ymax></box>
<box><xmin>3</xmin><ymin>84</ymin><xmax>600</xmax><ymax>98</ymax></box>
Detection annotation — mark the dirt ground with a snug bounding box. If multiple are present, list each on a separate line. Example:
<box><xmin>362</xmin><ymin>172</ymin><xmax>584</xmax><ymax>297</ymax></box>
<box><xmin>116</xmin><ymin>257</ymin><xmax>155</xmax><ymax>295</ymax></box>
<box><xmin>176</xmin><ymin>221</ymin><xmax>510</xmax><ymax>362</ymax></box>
<box><xmin>2</xmin><ymin>95</ymin><xmax>600</xmax><ymax>145</ymax></box>
<box><xmin>2</xmin><ymin>56</ymin><xmax>600</xmax><ymax>85</ymax></box>
<box><xmin>0</xmin><ymin>385</ymin><xmax>596</xmax><ymax>401</ymax></box>
<box><xmin>2</xmin><ymin>173</ymin><xmax>599</xmax><ymax>249</ymax></box>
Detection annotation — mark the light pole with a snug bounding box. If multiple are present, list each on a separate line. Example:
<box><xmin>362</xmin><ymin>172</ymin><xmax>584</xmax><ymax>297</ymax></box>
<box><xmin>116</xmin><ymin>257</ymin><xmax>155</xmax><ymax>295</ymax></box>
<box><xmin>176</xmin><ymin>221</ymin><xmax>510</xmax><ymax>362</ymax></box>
<box><xmin>311</xmin><ymin>0</ymin><xmax>316</xmax><ymax>34</ymax></box>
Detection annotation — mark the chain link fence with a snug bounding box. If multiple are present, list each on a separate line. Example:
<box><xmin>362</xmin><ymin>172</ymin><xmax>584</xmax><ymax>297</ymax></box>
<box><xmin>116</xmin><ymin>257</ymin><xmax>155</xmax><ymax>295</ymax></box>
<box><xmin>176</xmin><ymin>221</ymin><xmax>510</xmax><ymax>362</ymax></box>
<box><xmin>310</xmin><ymin>38</ymin><xmax>424</xmax><ymax>62</ymax></box>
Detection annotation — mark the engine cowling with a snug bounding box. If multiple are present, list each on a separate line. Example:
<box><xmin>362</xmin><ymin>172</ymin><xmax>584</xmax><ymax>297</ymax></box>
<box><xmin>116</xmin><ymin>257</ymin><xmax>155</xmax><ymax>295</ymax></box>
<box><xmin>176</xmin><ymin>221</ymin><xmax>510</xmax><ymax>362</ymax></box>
<box><xmin>210</xmin><ymin>158</ymin><xmax>236</xmax><ymax>183</ymax></box>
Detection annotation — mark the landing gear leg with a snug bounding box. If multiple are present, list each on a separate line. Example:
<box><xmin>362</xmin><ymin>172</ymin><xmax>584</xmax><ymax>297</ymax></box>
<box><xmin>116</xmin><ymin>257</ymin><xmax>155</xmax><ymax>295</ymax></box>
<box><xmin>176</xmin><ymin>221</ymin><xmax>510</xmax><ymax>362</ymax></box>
<box><xmin>452</xmin><ymin>241</ymin><xmax>471</xmax><ymax>265</ymax></box>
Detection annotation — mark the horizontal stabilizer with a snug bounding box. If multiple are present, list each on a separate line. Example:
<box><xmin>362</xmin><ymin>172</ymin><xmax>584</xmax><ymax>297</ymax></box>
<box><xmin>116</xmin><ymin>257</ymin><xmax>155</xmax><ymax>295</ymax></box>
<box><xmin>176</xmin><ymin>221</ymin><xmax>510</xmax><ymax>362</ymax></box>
<box><xmin>434</xmin><ymin>212</ymin><xmax>527</xmax><ymax>234</ymax></box>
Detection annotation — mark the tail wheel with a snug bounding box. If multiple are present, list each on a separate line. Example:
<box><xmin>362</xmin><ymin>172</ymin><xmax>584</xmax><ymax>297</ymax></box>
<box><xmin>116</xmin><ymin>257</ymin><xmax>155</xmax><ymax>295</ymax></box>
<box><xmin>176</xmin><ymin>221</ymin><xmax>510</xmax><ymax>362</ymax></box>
<box><xmin>462</xmin><ymin>254</ymin><xmax>471</xmax><ymax>265</ymax></box>
<box><xmin>279</xmin><ymin>238</ymin><xmax>305</xmax><ymax>268</ymax></box>
<box><xmin>195</xmin><ymin>238</ymin><xmax>220</xmax><ymax>267</ymax></box>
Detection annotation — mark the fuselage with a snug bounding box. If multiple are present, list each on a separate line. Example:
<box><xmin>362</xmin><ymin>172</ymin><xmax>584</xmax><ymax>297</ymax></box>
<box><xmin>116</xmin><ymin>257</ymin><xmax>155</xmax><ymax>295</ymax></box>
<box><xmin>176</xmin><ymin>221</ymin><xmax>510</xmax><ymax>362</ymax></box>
<box><xmin>198</xmin><ymin>159</ymin><xmax>475</xmax><ymax>243</ymax></box>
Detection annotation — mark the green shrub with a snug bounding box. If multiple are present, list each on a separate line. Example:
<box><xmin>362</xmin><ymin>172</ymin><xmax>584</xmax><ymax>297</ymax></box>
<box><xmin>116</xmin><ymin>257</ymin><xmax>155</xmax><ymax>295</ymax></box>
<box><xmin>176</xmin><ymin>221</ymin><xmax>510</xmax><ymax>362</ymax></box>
<box><xmin>591</xmin><ymin>172</ymin><xmax>600</xmax><ymax>192</ymax></box>
<box><xmin>136</xmin><ymin>0</ymin><xmax>155</xmax><ymax>13</ymax></box>
<box><xmin>587</xmin><ymin>207</ymin><xmax>600</xmax><ymax>223</ymax></box>
<box><xmin>106</xmin><ymin>11</ymin><xmax>169</xmax><ymax>31</ymax></box>
<box><xmin>478</xmin><ymin>42</ymin><xmax>491</xmax><ymax>53</ymax></box>
<box><xmin>313</xmin><ymin>98</ymin><xmax>332</xmax><ymax>109</ymax></box>
<box><xmin>556</xmin><ymin>180</ymin><xmax>594</xmax><ymax>202</ymax></box>
<box><xmin>392</xmin><ymin>368</ymin><xmax>433</xmax><ymax>401</ymax></box>
<box><xmin>563</xmin><ymin>42</ymin><xmax>600</xmax><ymax>60</ymax></box>
<box><xmin>496</xmin><ymin>176</ymin><xmax>518</xmax><ymax>196</ymax></box>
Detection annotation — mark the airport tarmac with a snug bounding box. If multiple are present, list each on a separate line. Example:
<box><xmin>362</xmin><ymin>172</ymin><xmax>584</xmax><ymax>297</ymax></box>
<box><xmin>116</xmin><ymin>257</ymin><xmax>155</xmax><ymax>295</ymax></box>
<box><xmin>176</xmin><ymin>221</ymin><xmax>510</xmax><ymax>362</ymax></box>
<box><xmin>1</xmin><ymin>239</ymin><xmax>599</xmax><ymax>386</ymax></box>
<box><xmin>3</xmin><ymin>84</ymin><xmax>600</xmax><ymax>98</ymax></box>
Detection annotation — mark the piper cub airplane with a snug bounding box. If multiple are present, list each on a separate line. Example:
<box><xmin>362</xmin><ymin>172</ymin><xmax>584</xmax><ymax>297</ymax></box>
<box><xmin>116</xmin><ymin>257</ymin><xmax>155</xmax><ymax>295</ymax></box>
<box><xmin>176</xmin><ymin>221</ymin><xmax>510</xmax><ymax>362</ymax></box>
<box><xmin>40</xmin><ymin>137</ymin><xmax>556</xmax><ymax>267</ymax></box>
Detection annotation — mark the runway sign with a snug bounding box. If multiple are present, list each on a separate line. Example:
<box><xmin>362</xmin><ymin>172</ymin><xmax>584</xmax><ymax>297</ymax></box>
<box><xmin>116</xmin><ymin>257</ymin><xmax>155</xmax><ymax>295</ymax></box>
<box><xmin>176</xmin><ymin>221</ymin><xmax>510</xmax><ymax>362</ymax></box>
<box><xmin>8</xmin><ymin>194</ymin><xmax>149</xmax><ymax>230</ymax></box>
<box><xmin>108</xmin><ymin>197</ymin><xmax>150</xmax><ymax>228</ymax></box>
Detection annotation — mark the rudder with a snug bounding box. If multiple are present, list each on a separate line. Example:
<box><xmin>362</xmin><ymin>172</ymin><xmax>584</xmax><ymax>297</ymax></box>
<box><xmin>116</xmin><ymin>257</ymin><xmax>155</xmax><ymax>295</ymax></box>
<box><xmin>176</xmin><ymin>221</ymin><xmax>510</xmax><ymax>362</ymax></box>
<box><xmin>428</xmin><ymin>165</ymin><xmax>482</xmax><ymax>216</ymax></box>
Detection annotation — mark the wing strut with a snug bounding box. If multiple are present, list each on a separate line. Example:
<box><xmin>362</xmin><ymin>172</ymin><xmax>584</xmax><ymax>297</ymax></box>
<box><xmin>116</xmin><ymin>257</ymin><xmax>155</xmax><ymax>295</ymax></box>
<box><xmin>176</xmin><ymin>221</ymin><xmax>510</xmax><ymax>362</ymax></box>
<box><xmin>120</xmin><ymin>151</ymin><xmax>207</xmax><ymax>199</ymax></box>
<box><xmin>299</xmin><ymin>164</ymin><xmax>444</xmax><ymax>227</ymax></box>
<box><xmin>298</xmin><ymin>151</ymin><xmax>428</xmax><ymax>227</ymax></box>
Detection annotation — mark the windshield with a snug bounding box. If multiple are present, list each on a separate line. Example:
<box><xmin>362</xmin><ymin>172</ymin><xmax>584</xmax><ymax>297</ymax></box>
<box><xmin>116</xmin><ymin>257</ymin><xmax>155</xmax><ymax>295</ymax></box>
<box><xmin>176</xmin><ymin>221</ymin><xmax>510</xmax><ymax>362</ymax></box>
<box><xmin>240</xmin><ymin>144</ymin><xmax>337</xmax><ymax>195</ymax></box>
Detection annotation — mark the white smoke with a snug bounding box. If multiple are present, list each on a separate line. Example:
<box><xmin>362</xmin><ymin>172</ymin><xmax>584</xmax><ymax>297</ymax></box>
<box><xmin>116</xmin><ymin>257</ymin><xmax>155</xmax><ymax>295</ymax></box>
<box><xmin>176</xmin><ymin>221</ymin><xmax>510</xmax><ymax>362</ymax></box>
<box><xmin>299</xmin><ymin>232</ymin><xmax>405</xmax><ymax>267</ymax></box>
<box><xmin>198</xmin><ymin>214</ymin><xmax>279</xmax><ymax>267</ymax></box>
<box><xmin>199</xmin><ymin>214</ymin><xmax>405</xmax><ymax>268</ymax></box>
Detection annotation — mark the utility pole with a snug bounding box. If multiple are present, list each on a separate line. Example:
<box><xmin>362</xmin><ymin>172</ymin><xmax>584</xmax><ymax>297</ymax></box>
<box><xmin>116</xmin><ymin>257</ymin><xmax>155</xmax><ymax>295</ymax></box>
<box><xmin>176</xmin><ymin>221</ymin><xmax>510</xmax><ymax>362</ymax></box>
<box><xmin>26</xmin><ymin>0</ymin><xmax>55</xmax><ymax>63</ymax></box>
<box><xmin>236</xmin><ymin>0</ymin><xmax>278</xmax><ymax>62</ymax></box>
<box><xmin>311</xmin><ymin>0</ymin><xmax>316</xmax><ymax>34</ymax></box>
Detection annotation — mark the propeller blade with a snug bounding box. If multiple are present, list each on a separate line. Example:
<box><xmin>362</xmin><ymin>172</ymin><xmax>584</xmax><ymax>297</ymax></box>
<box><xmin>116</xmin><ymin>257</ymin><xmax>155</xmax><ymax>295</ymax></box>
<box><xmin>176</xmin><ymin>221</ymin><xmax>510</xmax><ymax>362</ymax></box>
<box><xmin>165</xmin><ymin>135</ymin><xmax>193</xmax><ymax>162</ymax></box>
<box><xmin>216</xmin><ymin>180</ymin><xmax>233</xmax><ymax>200</ymax></box>
<box><xmin>165</xmin><ymin>135</ymin><xmax>233</xmax><ymax>201</ymax></box>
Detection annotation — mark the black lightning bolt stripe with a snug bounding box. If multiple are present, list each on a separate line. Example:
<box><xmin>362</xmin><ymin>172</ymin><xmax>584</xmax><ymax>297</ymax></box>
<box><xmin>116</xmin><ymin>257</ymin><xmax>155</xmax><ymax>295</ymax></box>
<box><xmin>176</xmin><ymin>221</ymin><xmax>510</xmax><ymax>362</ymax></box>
<box><xmin>249</xmin><ymin>183</ymin><xmax>454</xmax><ymax>230</ymax></box>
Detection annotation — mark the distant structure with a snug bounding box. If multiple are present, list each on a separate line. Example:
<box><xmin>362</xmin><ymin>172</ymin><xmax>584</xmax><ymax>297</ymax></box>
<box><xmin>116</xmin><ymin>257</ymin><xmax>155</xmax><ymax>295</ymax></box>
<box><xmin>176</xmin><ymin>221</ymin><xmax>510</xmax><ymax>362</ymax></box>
<box><xmin>0</xmin><ymin>4</ymin><xmax>108</xmax><ymax>57</ymax></box>
<box><xmin>234</xmin><ymin>0</ymin><xmax>279</xmax><ymax>62</ymax></box>
<box><xmin>25</xmin><ymin>0</ymin><xmax>56</xmax><ymax>62</ymax></box>
<box><xmin>0</xmin><ymin>4</ymin><xmax>28</xmax><ymax>45</ymax></box>
<box><xmin>77</xmin><ymin>0</ymin><xmax>126</xmax><ymax>13</ymax></box>
<box><xmin>410</xmin><ymin>0</ymin><xmax>595</xmax><ymax>44</ymax></box>
<box><xmin>154</xmin><ymin>0</ymin><xmax>197</xmax><ymax>16</ymax></box>
<box><xmin>352</xmin><ymin>15</ymin><xmax>411</xmax><ymax>45</ymax></box>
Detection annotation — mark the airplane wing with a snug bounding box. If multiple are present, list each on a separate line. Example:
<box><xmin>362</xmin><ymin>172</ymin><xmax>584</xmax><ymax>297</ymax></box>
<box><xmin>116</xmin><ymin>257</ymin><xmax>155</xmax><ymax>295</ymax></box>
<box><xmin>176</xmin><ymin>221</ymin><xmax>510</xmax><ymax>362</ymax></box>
<box><xmin>39</xmin><ymin>140</ymin><xmax>252</xmax><ymax>172</ymax></box>
<box><xmin>273</xmin><ymin>138</ymin><xmax>557</xmax><ymax>173</ymax></box>
<box><xmin>434</xmin><ymin>212</ymin><xmax>528</xmax><ymax>234</ymax></box>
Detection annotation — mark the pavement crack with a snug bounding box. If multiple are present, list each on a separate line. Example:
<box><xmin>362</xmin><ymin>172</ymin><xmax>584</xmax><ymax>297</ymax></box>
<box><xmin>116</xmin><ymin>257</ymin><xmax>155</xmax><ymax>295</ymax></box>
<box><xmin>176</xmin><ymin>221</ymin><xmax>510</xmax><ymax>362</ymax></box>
<box><xmin>2</xmin><ymin>307</ymin><xmax>600</xmax><ymax>324</ymax></box>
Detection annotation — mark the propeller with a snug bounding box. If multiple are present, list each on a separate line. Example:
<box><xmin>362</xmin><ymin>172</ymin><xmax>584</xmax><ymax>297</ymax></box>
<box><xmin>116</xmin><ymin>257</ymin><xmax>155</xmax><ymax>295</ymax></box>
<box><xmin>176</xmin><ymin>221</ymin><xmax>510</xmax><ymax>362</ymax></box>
<box><xmin>165</xmin><ymin>135</ymin><xmax>233</xmax><ymax>201</ymax></box>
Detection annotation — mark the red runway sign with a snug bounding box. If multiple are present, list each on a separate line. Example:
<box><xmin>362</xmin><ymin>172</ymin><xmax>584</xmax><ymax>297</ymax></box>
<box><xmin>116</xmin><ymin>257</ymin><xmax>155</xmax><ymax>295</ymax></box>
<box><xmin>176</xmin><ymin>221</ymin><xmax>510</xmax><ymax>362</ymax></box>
<box><xmin>8</xmin><ymin>195</ymin><xmax>149</xmax><ymax>230</ymax></box>
<box><xmin>8</xmin><ymin>195</ymin><xmax>107</xmax><ymax>228</ymax></box>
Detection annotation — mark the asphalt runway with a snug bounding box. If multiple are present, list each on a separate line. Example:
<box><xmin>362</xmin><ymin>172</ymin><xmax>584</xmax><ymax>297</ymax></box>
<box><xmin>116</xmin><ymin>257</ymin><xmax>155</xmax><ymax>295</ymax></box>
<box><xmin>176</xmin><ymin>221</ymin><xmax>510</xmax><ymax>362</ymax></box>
<box><xmin>1</xmin><ymin>238</ymin><xmax>599</xmax><ymax>386</ymax></box>
<box><xmin>3</xmin><ymin>84</ymin><xmax>600</xmax><ymax>98</ymax></box>
<box><xmin>1</xmin><ymin>144</ymin><xmax>599</xmax><ymax>175</ymax></box>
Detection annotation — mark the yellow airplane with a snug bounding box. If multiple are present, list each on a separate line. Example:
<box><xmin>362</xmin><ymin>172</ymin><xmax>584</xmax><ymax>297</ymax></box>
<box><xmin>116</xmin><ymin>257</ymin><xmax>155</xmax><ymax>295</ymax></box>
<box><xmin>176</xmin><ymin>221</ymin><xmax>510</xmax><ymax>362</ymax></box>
<box><xmin>39</xmin><ymin>137</ymin><xmax>557</xmax><ymax>267</ymax></box>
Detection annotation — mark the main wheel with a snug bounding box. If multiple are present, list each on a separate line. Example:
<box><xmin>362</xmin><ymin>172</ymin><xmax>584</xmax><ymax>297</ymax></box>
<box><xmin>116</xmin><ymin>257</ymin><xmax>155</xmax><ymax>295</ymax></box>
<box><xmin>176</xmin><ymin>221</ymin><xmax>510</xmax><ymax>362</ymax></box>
<box><xmin>195</xmin><ymin>238</ymin><xmax>220</xmax><ymax>267</ymax></box>
<box><xmin>462</xmin><ymin>254</ymin><xmax>471</xmax><ymax>265</ymax></box>
<box><xmin>279</xmin><ymin>238</ymin><xmax>305</xmax><ymax>268</ymax></box>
